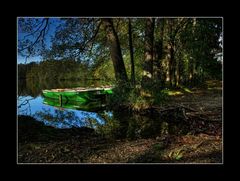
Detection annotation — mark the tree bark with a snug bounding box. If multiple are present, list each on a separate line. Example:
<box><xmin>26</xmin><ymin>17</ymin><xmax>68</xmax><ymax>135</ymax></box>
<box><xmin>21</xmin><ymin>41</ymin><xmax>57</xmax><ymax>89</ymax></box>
<box><xmin>128</xmin><ymin>18</ymin><xmax>135</xmax><ymax>86</ymax></box>
<box><xmin>168</xmin><ymin>19</ymin><xmax>176</xmax><ymax>87</ymax></box>
<box><xmin>102</xmin><ymin>18</ymin><xmax>128</xmax><ymax>84</ymax></box>
<box><xmin>169</xmin><ymin>44</ymin><xmax>175</xmax><ymax>87</ymax></box>
<box><xmin>175</xmin><ymin>59</ymin><xmax>180</xmax><ymax>87</ymax></box>
<box><xmin>142</xmin><ymin>18</ymin><xmax>155</xmax><ymax>88</ymax></box>
<box><xmin>155</xmin><ymin>18</ymin><xmax>165</xmax><ymax>86</ymax></box>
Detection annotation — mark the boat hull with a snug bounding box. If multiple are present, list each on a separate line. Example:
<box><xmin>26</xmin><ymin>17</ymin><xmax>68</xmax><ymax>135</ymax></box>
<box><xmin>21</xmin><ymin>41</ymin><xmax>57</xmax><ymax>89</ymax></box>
<box><xmin>43</xmin><ymin>97</ymin><xmax>106</xmax><ymax>111</ymax></box>
<box><xmin>42</xmin><ymin>88</ymin><xmax>112</xmax><ymax>103</ymax></box>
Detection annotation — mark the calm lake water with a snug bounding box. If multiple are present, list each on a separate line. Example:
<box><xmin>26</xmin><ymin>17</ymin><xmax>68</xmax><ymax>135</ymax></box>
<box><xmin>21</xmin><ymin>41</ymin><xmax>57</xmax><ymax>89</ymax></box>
<box><xmin>18</xmin><ymin>95</ymin><xmax>109</xmax><ymax>129</ymax></box>
<box><xmin>17</xmin><ymin>79</ymin><xmax>112</xmax><ymax>128</ymax></box>
<box><xmin>17</xmin><ymin>79</ymin><xmax>187</xmax><ymax>139</ymax></box>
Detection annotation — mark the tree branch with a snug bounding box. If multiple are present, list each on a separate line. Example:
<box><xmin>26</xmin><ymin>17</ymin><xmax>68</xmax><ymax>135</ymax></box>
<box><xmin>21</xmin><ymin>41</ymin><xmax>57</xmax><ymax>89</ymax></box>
<box><xmin>82</xmin><ymin>19</ymin><xmax>102</xmax><ymax>51</ymax></box>
<box><xmin>18</xmin><ymin>18</ymin><xmax>49</xmax><ymax>54</ymax></box>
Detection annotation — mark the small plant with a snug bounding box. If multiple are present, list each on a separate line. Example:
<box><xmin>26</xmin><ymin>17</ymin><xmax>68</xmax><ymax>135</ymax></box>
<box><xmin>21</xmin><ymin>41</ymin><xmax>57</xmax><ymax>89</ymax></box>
<box><xmin>168</xmin><ymin>148</ymin><xmax>185</xmax><ymax>160</ymax></box>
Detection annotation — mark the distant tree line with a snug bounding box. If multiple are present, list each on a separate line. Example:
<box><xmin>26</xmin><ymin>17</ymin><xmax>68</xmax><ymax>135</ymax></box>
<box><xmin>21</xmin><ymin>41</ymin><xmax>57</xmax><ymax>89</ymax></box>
<box><xmin>18</xmin><ymin>59</ymin><xmax>96</xmax><ymax>81</ymax></box>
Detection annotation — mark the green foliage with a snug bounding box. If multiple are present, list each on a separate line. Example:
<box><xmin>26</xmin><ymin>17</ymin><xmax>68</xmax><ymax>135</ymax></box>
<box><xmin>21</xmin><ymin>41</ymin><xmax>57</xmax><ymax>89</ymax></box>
<box><xmin>96</xmin><ymin>111</ymin><xmax>120</xmax><ymax>139</ymax></box>
<box><xmin>108</xmin><ymin>82</ymin><xmax>132</xmax><ymax>106</ymax></box>
<box><xmin>152</xmin><ymin>88</ymin><xmax>168</xmax><ymax>105</ymax></box>
<box><xmin>128</xmin><ymin>91</ymin><xmax>150</xmax><ymax>110</ymax></box>
<box><xmin>92</xmin><ymin>59</ymin><xmax>115</xmax><ymax>83</ymax></box>
<box><xmin>168</xmin><ymin>148</ymin><xmax>184</xmax><ymax>161</ymax></box>
<box><xmin>108</xmin><ymin>81</ymin><xmax>168</xmax><ymax>111</ymax></box>
<box><xmin>18</xmin><ymin>18</ymin><xmax>222</xmax><ymax>109</ymax></box>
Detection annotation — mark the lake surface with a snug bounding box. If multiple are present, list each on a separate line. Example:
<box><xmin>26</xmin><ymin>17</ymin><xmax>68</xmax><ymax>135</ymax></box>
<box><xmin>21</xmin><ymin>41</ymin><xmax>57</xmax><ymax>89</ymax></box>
<box><xmin>18</xmin><ymin>95</ymin><xmax>109</xmax><ymax>129</ymax></box>
<box><xmin>17</xmin><ymin>79</ymin><xmax>187</xmax><ymax>139</ymax></box>
<box><xmin>17</xmin><ymin>79</ymin><xmax>112</xmax><ymax>128</ymax></box>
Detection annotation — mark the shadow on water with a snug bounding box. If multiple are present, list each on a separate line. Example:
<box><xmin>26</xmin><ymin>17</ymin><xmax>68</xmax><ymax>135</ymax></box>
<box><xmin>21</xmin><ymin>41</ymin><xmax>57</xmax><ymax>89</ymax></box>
<box><xmin>18</xmin><ymin>115</ymin><xmax>96</xmax><ymax>143</ymax></box>
<box><xmin>18</xmin><ymin>98</ymin><xmax>192</xmax><ymax>142</ymax></box>
<box><xmin>96</xmin><ymin>108</ymin><xmax>191</xmax><ymax>140</ymax></box>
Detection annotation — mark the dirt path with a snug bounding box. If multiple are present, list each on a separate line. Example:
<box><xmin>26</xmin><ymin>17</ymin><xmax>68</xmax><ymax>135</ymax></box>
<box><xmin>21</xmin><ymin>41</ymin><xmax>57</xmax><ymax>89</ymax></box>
<box><xmin>166</xmin><ymin>80</ymin><xmax>222</xmax><ymax>114</ymax></box>
<box><xmin>84</xmin><ymin>80</ymin><xmax>223</xmax><ymax>163</ymax></box>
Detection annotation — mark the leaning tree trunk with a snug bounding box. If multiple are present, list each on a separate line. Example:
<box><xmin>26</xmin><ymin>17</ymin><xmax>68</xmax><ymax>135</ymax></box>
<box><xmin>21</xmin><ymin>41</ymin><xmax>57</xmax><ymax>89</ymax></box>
<box><xmin>142</xmin><ymin>18</ymin><xmax>155</xmax><ymax>89</ymax></box>
<box><xmin>102</xmin><ymin>18</ymin><xmax>128</xmax><ymax>84</ymax></box>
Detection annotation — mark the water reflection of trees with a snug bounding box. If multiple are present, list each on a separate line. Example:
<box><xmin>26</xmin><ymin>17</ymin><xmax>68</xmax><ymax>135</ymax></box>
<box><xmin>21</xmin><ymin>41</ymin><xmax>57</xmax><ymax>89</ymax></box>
<box><xmin>17</xmin><ymin>96</ymin><xmax>34</xmax><ymax>115</ymax></box>
<box><xmin>114</xmin><ymin>112</ymin><xmax>164</xmax><ymax>139</ymax></box>
<box><xmin>34</xmin><ymin>108</ymin><xmax>105</xmax><ymax>129</ymax></box>
<box><xmin>25</xmin><ymin>106</ymin><xmax>190</xmax><ymax>139</ymax></box>
<box><xmin>96</xmin><ymin>110</ymin><xmax>162</xmax><ymax>139</ymax></box>
<box><xmin>96</xmin><ymin>110</ymin><xmax>190</xmax><ymax>139</ymax></box>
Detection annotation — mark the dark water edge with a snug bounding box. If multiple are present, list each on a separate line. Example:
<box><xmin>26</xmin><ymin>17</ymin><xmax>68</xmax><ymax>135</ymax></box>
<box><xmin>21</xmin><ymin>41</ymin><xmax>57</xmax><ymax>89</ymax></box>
<box><xmin>17</xmin><ymin>107</ymin><xmax>189</xmax><ymax>141</ymax></box>
<box><xmin>18</xmin><ymin>115</ymin><xmax>96</xmax><ymax>143</ymax></box>
<box><xmin>17</xmin><ymin>114</ymin><xmax>222</xmax><ymax>163</ymax></box>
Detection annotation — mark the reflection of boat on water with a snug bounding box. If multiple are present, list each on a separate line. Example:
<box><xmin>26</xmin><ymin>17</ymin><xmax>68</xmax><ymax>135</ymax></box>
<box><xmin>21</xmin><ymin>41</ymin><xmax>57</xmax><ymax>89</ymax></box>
<box><xmin>43</xmin><ymin>97</ymin><xmax>107</xmax><ymax>112</ymax></box>
<box><xmin>42</xmin><ymin>86</ymin><xmax>113</xmax><ymax>103</ymax></box>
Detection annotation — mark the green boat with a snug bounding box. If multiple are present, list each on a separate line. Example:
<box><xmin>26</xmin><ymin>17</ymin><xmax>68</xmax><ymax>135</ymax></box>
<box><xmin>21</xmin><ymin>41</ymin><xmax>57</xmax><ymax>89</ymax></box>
<box><xmin>42</xmin><ymin>86</ymin><xmax>113</xmax><ymax>103</ymax></box>
<box><xmin>43</xmin><ymin>97</ymin><xmax>106</xmax><ymax>112</ymax></box>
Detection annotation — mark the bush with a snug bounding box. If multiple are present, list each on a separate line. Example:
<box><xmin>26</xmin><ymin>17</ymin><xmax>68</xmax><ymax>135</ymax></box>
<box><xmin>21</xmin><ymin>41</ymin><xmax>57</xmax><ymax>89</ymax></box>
<box><xmin>108</xmin><ymin>82</ymin><xmax>167</xmax><ymax>111</ymax></box>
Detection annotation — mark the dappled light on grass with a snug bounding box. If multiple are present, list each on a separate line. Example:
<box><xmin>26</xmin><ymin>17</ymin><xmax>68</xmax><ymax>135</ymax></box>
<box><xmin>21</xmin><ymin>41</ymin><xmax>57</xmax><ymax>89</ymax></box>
<box><xmin>162</xmin><ymin>89</ymin><xmax>183</xmax><ymax>96</ymax></box>
<box><xmin>183</xmin><ymin>87</ymin><xmax>193</xmax><ymax>93</ymax></box>
<box><xmin>161</xmin><ymin>86</ymin><xmax>194</xmax><ymax>96</ymax></box>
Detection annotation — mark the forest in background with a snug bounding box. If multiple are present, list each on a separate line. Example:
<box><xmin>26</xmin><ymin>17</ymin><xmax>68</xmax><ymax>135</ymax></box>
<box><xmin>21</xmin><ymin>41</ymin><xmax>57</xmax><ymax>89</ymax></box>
<box><xmin>18</xmin><ymin>18</ymin><xmax>222</xmax><ymax>88</ymax></box>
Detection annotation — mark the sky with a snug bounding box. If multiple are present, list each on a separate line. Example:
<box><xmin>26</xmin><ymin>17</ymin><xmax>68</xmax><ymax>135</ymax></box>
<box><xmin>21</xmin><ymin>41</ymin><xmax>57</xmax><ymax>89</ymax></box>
<box><xmin>17</xmin><ymin>18</ymin><xmax>62</xmax><ymax>64</ymax></box>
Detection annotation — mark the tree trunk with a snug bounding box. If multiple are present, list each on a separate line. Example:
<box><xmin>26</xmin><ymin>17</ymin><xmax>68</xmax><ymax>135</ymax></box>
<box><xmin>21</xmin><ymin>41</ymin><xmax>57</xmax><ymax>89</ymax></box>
<box><xmin>168</xmin><ymin>19</ymin><xmax>176</xmax><ymax>87</ymax></box>
<box><xmin>128</xmin><ymin>18</ymin><xmax>135</xmax><ymax>87</ymax></box>
<box><xmin>155</xmin><ymin>18</ymin><xmax>165</xmax><ymax>86</ymax></box>
<box><xmin>142</xmin><ymin>18</ymin><xmax>155</xmax><ymax>88</ymax></box>
<box><xmin>102</xmin><ymin>18</ymin><xmax>128</xmax><ymax>84</ymax></box>
<box><xmin>169</xmin><ymin>44</ymin><xmax>176</xmax><ymax>87</ymax></box>
<box><xmin>175</xmin><ymin>59</ymin><xmax>180</xmax><ymax>87</ymax></box>
<box><xmin>189</xmin><ymin>59</ymin><xmax>194</xmax><ymax>85</ymax></box>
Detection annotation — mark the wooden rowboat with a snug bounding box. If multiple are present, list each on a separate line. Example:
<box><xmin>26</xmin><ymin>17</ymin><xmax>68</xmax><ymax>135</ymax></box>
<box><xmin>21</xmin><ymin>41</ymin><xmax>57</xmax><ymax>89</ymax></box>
<box><xmin>42</xmin><ymin>86</ymin><xmax>113</xmax><ymax>103</ymax></box>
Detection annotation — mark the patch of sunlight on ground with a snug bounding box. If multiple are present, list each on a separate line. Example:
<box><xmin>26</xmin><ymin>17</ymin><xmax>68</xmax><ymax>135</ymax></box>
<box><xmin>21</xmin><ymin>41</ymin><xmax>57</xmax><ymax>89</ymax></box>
<box><xmin>208</xmin><ymin>87</ymin><xmax>222</xmax><ymax>90</ymax></box>
<box><xmin>206</xmin><ymin>80</ymin><xmax>222</xmax><ymax>88</ymax></box>
<box><xmin>162</xmin><ymin>90</ymin><xmax>183</xmax><ymax>96</ymax></box>
<box><xmin>183</xmin><ymin>87</ymin><xmax>192</xmax><ymax>93</ymax></box>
